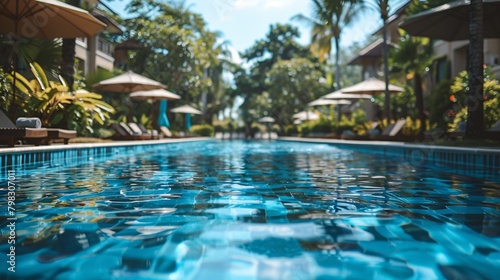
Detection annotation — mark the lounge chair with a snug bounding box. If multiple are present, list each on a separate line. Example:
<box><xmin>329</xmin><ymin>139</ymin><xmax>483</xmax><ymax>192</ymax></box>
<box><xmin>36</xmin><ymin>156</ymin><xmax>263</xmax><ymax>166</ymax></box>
<box><xmin>448</xmin><ymin>122</ymin><xmax>466</xmax><ymax>139</ymax></box>
<box><xmin>0</xmin><ymin>109</ymin><xmax>75</xmax><ymax>147</ymax></box>
<box><xmin>160</xmin><ymin>126</ymin><xmax>178</xmax><ymax>138</ymax></box>
<box><xmin>449</xmin><ymin>119</ymin><xmax>500</xmax><ymax>140</ymax></box>
<box><xmin>111</xmin><ymin>123</ymin><xmax>151</xmax><ymax>140</ymax></box>
<box><xmin>341</xmin><ymin>122</ymin><xmax>381</xmax><ymax>140</ymax></box>
<box><xmin>128</xmin><ymin>122</ymin><xmax>159</xmax><ymax>140</ymax></box>
<box><xmin>485</xmin><ymin>119</ymin><xmax>500</xmax><ymax>140</ymax></box>
<box><xmin>370</xmin><ymin>119</ymin><xmax>408</xmax><ymax>141</ymax></box>
<box><xmin>44</xmin><ymin>128</ymin><xmax>77</xmax><ymax>144</ymax></box>
<box><xmin>215</xmin><ymin>132</ymin><xmax>223</xmax><ymax>139</ymax></box>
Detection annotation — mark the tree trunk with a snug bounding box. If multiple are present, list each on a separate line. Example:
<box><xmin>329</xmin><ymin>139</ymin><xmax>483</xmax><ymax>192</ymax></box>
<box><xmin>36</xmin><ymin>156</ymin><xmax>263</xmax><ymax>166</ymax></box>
<box><xmin>60</xmin><ymin>0</ymin><xmax>80</xmax><ymax>91</ymax></box>
<box><xmin>414</xmin><ymin>73</ymin><xmax>426</xmax><ymax>135</ymax></box>
<box><xmin>60</xmin><ymin>38</ymin><xmax>76</xmax><ymax>90</ymax></box>
<box><xmin>334</xmin><ymin>37</ymin><xmax>341</xmax><ymax>90</ymax></box>
<box><xmin>382</xmin><ymin>18</ymin><xmax>391</xmax><ymax>122</ymax></box>
<box><xmin>465</xmin><ymin>0</ymin><xmax>484</xmax><ymax>139</ymax></box>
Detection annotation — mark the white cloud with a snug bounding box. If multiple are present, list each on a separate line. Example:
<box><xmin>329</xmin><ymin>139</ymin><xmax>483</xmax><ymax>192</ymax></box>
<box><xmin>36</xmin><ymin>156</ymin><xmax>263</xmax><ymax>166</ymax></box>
<box><xmin>234</xmin><ymin>0</ymin><xmax>261</xmax><ymax>9</ymax></box>
<box><xmin>263</xmin><ymin>0</ymin><xmax>292</xmax><ymax>10</ymax></box>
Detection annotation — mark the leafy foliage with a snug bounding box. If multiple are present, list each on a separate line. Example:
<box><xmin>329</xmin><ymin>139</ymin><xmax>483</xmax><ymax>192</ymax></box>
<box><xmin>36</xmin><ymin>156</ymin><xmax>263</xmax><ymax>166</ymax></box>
<box><xmin>293</xmin><ymin>0</ymin><xmax>362</xmax><ymax>88</ymax></box>
<box><xmin>189</xmin><ymin>124</ymin><xmax>214</xmax><ymax>136</ymax></box>
<box><xmin>448</xmin><ymin>67</ymin><xmax>500</xmax><ymax>132</ymax></box>
<box><xmin>116</xmin><ymin>0</ymin><xmax>233</xmax><ymax>124</ymax></box>
<box><xmin>426</xmin><ymin>80</ymin><xmax>454</xmax><ymax>130</ymax></box>
<box><xmin>267</xmin><ymin>58</ymin><xmax>329</xmax><ymax>130</ymax></box>
<box><xmin>5</xmin><ymin>63</ymin><xmax>115</xmax><ymax>136</ymax></box>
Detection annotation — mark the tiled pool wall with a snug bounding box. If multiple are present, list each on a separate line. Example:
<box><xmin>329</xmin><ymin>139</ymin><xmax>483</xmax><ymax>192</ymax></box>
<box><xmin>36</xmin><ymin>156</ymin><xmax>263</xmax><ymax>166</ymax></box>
<box><xmin>279</xmin><ymin>138</ymin><xmax>500</xmax><ymax>172</ymax></box>
<box><xmin>1</xmin><ymin>138</ymin><xmax>499</xmax><ymax>175</ymax></box>
<box><xmin>0</xmin><ymin>139</ymin><xmax>210</xmax><ymax>174</ymax></box>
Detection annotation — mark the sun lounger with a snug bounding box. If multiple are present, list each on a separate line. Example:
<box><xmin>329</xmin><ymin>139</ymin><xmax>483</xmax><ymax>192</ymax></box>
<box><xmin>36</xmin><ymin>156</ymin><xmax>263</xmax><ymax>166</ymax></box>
<box><xmin>340</xmin><ymin>122</ymin><xmax>382</xmax><ymax>140</ymax></box>
<box><xmin>450</xmin><ymin>119</ymin><xmax>500</xmax><ymax>140</ymax></box>
<box><xmin>0</xmin><ymin>109</ymin><xmax>75</xmax><ymax>146</ymax></box>
<box><xmin>370</xmin><ymin>119</ymin><xmax>408</xmax><ymax>141</ymax></box>
<box><xmin>45</xmin><ymin>128</ymin><xmax>77</xmax><ymax>144</ymax></box>
<box><xmin>128</xmin><ymin>122</ymin><xmax>159</xmax><ymax>140</ymax></box>
<box><xmin>159</xmin><ymin>126</ymin><xmax>181</xmax><ymax>138</ymax></box>
<box><xmin>111</xmin><ymin>123</ymin><xmax>151</xmax><ymax>140</ymax></box>
<box><xmin>485</xmin><ymin>119</ymin><xmax>500</xmax><ymax>140</ymax></box>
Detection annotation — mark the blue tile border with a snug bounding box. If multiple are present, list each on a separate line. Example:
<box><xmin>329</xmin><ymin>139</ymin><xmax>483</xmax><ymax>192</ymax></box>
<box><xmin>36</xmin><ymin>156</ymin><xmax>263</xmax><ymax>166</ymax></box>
<box><xmin>278</xmin><ymin>137</ymin><xmax>500</xmax><ymax>171</ymax></box>
<box><xmin>0</xmin><ymin>138</ymin><xmax>211</xmax><ymax>172</ymax></box>
<box><xmin>1</xmin><ymin>137</ymin><xmax>498</xmax><ymax>175</ymax></box>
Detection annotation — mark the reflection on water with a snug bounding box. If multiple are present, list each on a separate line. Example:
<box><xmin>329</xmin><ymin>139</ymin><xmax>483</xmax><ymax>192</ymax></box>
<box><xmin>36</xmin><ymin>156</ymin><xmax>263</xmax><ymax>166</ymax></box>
<box><xmin>1</xmin><ymin>141</ymin><xmax>499</xmax><ymax>279</ymax></box>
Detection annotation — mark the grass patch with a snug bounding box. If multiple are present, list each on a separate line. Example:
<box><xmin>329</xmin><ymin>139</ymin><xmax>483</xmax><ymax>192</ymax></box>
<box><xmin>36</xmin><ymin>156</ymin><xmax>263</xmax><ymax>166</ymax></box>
<box><xmin>69</xmin><ymin>137</ymin><xmax>113</xmax><ymax>144</ymax></box>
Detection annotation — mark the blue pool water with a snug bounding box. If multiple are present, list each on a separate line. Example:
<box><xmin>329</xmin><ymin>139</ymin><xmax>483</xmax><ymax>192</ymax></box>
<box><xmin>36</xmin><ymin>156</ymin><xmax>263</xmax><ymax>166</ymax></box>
<box><xmin>1</xmin><ymin>140</ymin><xmax>500</xmax><ymax>279</ymax></box>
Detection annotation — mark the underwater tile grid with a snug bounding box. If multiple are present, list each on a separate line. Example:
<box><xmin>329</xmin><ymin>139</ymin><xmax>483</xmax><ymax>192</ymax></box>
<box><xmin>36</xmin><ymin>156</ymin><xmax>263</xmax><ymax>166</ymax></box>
<box><xmin>0</xmin><ymin>140</ymin><xmax>499</xmax><ymax>280</ymax></box>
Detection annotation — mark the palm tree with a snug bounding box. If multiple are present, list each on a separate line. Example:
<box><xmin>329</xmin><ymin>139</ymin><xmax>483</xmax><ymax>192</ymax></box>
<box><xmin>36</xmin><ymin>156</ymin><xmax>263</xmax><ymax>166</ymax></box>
<box><xmin>374</xmin><ymin>0</ymin><xmax>391</xmax><ymax>121</ymax></box>
<box><xmin>390</xmin><ymin>32</ymin><xmax>434</xmax><ymax>135</ymax></box>
<box><xmin>465</xmin><ymin>0</ymin><xmax>484</xmax><ymax>139</ymax></box>
<box><xmin>359</xmin><ymin>0</ymin><xmax>400</xmax><ymax>120</ymax></box>
<box><xmin>293</xmin><ymin>0</ymin><xmax>362</xmax><ymax>89</ymax></box>
<box><xmin>199</xmin><ymin>30</ymin><xmax>236</xmax><ymax>124</ymax></box>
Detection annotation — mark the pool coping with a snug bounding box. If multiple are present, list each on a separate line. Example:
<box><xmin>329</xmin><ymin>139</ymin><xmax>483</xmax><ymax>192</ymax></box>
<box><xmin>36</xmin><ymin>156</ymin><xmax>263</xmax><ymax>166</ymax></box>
<box><xmin>1</xmin><ymin>136</ymin><xmax>499</xmax><ymax>171</ymax></box>
<box><xmin>0</xmin><ymin>137</ymin><xmax>211</xmax><ymax>155</ymax></box>
<box><xmin>0</xmin><ymin>137</ymin><xmax>211</xmax><ymax>170</ymax></box>
<box><xmin>278</xmin><ymin>137</ymin><xmax>500</xmax><ymax>170</ymax></box>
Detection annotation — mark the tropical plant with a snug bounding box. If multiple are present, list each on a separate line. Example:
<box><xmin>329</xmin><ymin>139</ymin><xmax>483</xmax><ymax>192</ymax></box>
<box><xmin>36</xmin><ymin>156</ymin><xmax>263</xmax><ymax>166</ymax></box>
<box><xmin>6</xmin><ymin>62</ymin><xmax>115</xmax><ymax>136</ymax></box>
<box><xmin>189</xmin><ymin>124</ymin><xmax>214</xmax><ymax>136</ymax></box>
<box><xmin>266</xmin><ymin>58</ymin><xmax>329</xmax><ymax>132</ymax></box>
<box><xmin>448</xmin><ymin>67</ymin><xmax>500</xmax><ymax>132</ymax></box>
<box><xmin>0</xmin><ymin>69</ymin><xmax>11</xmax><ymax>113</ymax></box>
<box><xmin>449</xmin><ymin>98</ymin><xmax>500</xmax><ymax>133</ymax></box>
<box><xmin>390</xmin><ymin>32</ymin><xmax>434</xmax><ymax>134</ymax></box>
<box><xmin>235</xmin><ymin>24</ymin><xmax>316</xmax><ymax>134</ymax></box>
<box><xmin>119</xmin><ymin>0</ymin><xmax>234</xmax><ymax>124</ymax></box>
<box><xmin>293</xmin><ymin>0</ymin><xmax>362</xmax><ymax>89</ymax></box>
<box><xmin>426</xmin><ymin>79</ymin><xmax>453</xmax><ymax>130</ymax></box>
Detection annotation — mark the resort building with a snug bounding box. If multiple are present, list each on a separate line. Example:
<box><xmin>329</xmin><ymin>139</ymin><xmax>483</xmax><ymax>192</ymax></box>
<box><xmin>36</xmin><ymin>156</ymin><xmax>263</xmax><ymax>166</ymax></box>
<box><xmin>75</xmin><ymin>6</ymin><xmax>123</xmax><ymax>75</ymax></box>
<box><xmin>349</xmin><ymin>1</ymin><xmax>500</xmax><ymax>86</ymax></box>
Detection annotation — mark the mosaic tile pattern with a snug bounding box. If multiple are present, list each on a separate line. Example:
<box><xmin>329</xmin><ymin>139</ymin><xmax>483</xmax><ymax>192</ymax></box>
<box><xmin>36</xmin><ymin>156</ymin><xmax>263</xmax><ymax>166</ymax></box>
<box><xmin>0</xmin><ymin>141</ymin><xmax>499</xmax><ymax>279</ymax></box>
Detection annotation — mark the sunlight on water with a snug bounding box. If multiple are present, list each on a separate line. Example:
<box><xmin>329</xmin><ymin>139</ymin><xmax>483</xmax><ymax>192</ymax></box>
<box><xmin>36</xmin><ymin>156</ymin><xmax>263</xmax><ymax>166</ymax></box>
<box><xmin>1</xmin><ymin>141</ymin><xmax>499</xmax><ymax>279</ymax></box>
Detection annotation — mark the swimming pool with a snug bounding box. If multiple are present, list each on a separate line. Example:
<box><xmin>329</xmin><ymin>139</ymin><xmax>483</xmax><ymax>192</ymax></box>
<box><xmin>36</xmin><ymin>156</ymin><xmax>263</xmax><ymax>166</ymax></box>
<box><xmin>1</xmin><ymin>140</ymin><xmax>499</xmax><ymax>279</ymax></box>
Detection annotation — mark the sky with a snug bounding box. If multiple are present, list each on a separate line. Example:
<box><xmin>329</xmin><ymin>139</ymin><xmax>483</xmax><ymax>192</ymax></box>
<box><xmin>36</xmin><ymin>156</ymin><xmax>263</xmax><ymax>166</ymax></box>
<box><xmin>108</xmin><ymin>0</ymin><xmax>392</xmax><ymax>63</ymax></box>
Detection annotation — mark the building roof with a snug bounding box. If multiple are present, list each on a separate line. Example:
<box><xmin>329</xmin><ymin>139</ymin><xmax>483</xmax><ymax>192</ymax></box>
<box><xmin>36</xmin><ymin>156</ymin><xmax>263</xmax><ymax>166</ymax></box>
<box><xmin>91</xmin><ymin>9</ymin><xmax>124</xmax><ymax>34</ymax></box>
<box><xmin>372</xmin><ymin>1</ymin><xmax>411</xmax><ymax>36</ymax></box>
<box><xmin>347</xmin><ymin>39</ymin><xmax>397</xmax><ymax>65</ymax></box>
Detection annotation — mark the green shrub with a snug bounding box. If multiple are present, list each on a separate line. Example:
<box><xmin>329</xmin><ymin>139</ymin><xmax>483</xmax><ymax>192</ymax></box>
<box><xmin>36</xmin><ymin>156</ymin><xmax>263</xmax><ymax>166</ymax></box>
<box><xmin>449</xmin><ymin>98</ymin><xmax>500</xmax><ymax>132</ymax></box>
<box><xmin>213</xmin><ymin>124</ymin><xmax>225</xmax><ymax>132</ymax></box>
<box><xmin>298</xmin><ymin>123</ymin><xmax>311</xmax><ymax>136</ymax></box>
<box><xmin>6</xmin><ymin>62</ymin><xmax>114</xmax><ymax>136</ymax></box>
<box><xmin>285</xmin><ymin>124</ymin><xmax>298</xmax><ymax>136</ymax></box>
<box><xmin>190</xmin><ymin>124</ymin><xmax>214</xmax><ymax>136</ymax></box>
<box><xmin>426</xmin><ymin>79</ymin><xmax>453</xmax><ymax>130</ymax></box>
<box><xmin>448</xmin><ymin>66</ymin><xmax>500</xmax><ymax>132</ymax></box>
<box><xmin>251</xmin><ymin>125</ymin><xmax>261</xmax><ymax>135</ymax></box>
<box><xmin>310</xmin><ymin>115</ymin><xmax>333</xmax><ymax>133</ymax></box>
